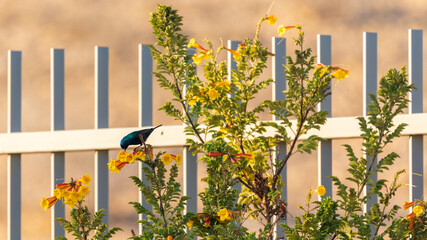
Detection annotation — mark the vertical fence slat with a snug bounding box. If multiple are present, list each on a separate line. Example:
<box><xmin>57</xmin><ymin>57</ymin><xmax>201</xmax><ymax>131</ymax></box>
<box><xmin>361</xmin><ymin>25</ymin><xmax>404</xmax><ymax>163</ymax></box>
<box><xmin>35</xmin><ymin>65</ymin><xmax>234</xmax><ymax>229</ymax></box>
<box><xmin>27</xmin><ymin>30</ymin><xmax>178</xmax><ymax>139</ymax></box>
<box><xmin>7</xmin><ymin>50</ymin><xmax>22</xmax><ymax>240</ymax></box>
<box><xmin>363</xmin><ymin>32</ymin><xmax>378</xmax><ymax>217</ymax></box>
<box><xmin>139</xmin><ymin>44</ymin><xmax>153</xmax><ymax>127</ymax></box>
<box><xmin>94</xmin><ymin>46</ymin><xmax>109</xmax><ymax>225</ymax></box>
<box><xmin>50</xmin><ymin>48</ymin><xmax>65</xmax><ymax>238</ymax></box>
<box><xmin>317</xmin><ymin>35</ymin><xmax>333</xmax><ymax>200</ymax></box>
<box><xmin>183</xmin><ymin>147</ymin><xmax>197</xmax><ymax>214</ymax></box>
<box><xmin>408</xmin><ymin>29</ymin><xmax>424</xmax><ymax>202</ymax></box>
<box><xmin>138</xmin><ymin>44</ymin><xmax>153</xmax><ymax>233</ymax></box>
<box><xmin>227</xmin><ymin>40</ymin><xmax>242</xmax><ymax>196</ymax></box>
<box><xmin>272</xmin><ymin>37</ymin><xmax>286</xmax><ymax>108</ymax></box>
<box><xmin>272</xmin><ymin>37</ymin><xmax>287</xmax><ymax>237</ymax></box>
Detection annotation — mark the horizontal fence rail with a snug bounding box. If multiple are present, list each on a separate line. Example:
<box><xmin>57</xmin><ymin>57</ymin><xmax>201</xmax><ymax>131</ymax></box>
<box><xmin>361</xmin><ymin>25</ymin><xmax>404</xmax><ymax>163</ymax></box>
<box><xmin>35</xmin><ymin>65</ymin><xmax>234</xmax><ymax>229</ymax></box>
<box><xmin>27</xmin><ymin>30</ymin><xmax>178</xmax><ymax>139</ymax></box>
<box><xmin>1</xmin><ymin>30</ymin><xmax>425</xmax><ymax>239</ymax></box>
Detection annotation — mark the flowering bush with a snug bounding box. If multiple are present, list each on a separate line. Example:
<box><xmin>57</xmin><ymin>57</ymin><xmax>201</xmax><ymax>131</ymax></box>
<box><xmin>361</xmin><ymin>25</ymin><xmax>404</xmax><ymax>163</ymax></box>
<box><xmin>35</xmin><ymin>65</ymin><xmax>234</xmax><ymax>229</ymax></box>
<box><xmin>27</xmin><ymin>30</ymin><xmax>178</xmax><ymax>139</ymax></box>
<box><xmin>40</xmin><ymin>174</ymin><xmax>121</xmax><ymax>239</ymax></box>
<box><xmin>41</xmin><ymin>3</ymin><xmax>425</xmax><ymax>240</ymax></box>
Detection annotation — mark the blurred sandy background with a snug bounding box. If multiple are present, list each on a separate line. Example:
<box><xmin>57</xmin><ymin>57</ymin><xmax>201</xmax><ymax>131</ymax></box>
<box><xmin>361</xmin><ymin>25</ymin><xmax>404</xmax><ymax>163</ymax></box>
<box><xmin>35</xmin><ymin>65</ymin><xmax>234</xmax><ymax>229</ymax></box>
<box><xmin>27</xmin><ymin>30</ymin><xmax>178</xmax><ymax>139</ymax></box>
<box><xmin>0</xmin><ymin>0</ymin><xmax>426</xmax><ymax>239</ymax></box>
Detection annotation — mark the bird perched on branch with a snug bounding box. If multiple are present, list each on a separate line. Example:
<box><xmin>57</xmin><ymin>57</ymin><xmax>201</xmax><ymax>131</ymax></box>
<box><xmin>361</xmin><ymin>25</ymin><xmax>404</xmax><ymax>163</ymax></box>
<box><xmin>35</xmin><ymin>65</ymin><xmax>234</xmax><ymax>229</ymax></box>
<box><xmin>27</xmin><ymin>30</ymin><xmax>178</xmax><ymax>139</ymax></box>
<box><xmin>120</xmin><ymin>124</ymin><xmax>162</xmax><ymax>151</ymax></box>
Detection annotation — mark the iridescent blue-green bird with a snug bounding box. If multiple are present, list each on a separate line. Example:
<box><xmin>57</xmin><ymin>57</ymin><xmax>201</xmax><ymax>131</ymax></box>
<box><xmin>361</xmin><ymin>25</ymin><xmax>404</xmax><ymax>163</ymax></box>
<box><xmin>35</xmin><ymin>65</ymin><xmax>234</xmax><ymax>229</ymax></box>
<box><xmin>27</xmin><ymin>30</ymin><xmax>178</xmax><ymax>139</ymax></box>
<box><xmin>120</xmin><ymin>124</ymin><xmax>162</xmax><ymax>151</ymax></box>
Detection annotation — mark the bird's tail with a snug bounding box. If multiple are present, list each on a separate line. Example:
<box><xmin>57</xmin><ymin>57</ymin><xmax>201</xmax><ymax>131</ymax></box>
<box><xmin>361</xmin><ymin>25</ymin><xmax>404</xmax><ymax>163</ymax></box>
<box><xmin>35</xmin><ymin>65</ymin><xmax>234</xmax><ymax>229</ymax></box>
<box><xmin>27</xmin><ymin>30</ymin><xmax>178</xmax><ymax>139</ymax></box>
<box><xmin>153</xmin><ymin>124</ymin><xmax>162</xmax><ymax>130</ymax></box>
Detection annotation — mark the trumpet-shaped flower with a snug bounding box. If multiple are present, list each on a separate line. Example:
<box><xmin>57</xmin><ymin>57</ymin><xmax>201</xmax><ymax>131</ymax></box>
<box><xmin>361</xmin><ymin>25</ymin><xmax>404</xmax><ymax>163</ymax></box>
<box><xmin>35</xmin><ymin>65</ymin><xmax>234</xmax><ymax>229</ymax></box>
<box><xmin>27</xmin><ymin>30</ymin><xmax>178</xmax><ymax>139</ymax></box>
<box><xmin>278</xmin><ymin>25</ymin><xmax>295</xmax><ymax>36</ymax></box>
<box><xmin>211</xmin><ymin>80</ymin><xmax>230</xmax><ymax>88</ymax></box>
<box><xmin>161</xmin><ymin>154</ymin><xmax>173</xmax><ymax>165</ymax></box>
<box><xmin>192</xmin><ymin>50</ymin><xmax>212</xmax><ymax>65</ymax></box>
<box><xmin>187</xmin><ymin>220</ymin><xmax>194</xmax><ymax>230</ymax></box>
<box><xmin>133</xmin><ymin>151</ymin><xmax>146</xmax><ymax>160</ymax></box>
<box><xmin>108</xmin><ymin>159</ymin><xmax>127</xmax><ymax>174</ymax></box>
<box><xmin>187</xmin><ymin>38</ymin><xmax>207</xmax><ymax>51</ymax></box>
<box><xmin>266</xmin><ymin>15</ymin><xmax>277</xmax><ymax>25</ymax></box>
<box><xmin>313</xmin><ymin>185</ymin><xmax>326</xmax><ymax>196</ymax></box>
<box><xmin>117</xmin><ymin>150</ymin><xmax>128</xmax><ymax>161</ymax></box>
<box><xmin>171</xmin><ymin>154</ymin><xmax>183</xmax><ymax>165</ymax></box>
<box><xmin>207</xmin><ymin>88</ymin><xmax>219</xmax><ymax>100</ymax></box>
<box><xmin>77</xmin><ymin>173</ymin><xmax>91</xmax><ymax>185</ymax></box>
<box><xmin>332</xmin><ymin>68</ymin><xmax>349</xmax><ymax>81</ymax></box>
<box><xmin>224</xmin><ymin>48</ymin><xmax>241</xmax><ymax>61</ymax></box>
<box><xmin>40</xmin><ymin>196</ymin><xmax>58</xmax><ymax>210</ymax></box>
<box><xmin>217</xmin><ymin>208</ymin><xmax>230</xmax><ymax>222</ymax></box>
<box><xmin>41</xmin><ymin>174</ymin><xmax>91</xmax><ymax>210</ymax></box>
<box><xmin>404</xmin><ymin>201</ymin><xmax>416</xmax><ymax>210</ymax></box>
<box><xmin>208</xmin><ymin>152</ymin><xmax>227</xmax><ymax>157</ymax></box>
<box><xmin>413</xmin><ymin>205</ymin><xmax>424</xmax><ymax>217</ymax></box>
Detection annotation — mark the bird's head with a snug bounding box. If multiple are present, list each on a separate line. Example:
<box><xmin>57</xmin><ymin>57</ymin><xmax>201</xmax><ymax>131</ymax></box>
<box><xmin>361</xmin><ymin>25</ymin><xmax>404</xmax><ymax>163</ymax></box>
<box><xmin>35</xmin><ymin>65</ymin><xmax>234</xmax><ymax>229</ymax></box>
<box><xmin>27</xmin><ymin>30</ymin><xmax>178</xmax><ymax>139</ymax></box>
<box><xmin>120</xmin><ymin>140</ymin><xmax>128</xmax><ymax>151</ymax></box>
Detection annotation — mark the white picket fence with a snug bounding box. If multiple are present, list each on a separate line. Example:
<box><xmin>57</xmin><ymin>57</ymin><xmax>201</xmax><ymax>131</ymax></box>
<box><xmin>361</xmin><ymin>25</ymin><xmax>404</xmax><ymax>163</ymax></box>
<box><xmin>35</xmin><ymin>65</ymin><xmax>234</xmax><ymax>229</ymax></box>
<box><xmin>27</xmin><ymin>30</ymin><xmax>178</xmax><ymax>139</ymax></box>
<box><xmin>0</xmin><ymin>30</ymin><xmax>425</xmax><ymax>240</ymax></box>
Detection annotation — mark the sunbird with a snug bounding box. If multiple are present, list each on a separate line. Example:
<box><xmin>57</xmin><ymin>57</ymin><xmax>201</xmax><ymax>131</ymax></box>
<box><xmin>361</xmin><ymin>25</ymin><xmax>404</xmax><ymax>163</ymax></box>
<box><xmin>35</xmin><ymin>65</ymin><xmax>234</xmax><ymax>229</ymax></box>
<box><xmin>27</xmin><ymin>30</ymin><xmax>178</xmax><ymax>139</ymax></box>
<box><xmin>120</xmin><ymin>124</ymin><xmax>162</xmax><ymax>151</ymax></box>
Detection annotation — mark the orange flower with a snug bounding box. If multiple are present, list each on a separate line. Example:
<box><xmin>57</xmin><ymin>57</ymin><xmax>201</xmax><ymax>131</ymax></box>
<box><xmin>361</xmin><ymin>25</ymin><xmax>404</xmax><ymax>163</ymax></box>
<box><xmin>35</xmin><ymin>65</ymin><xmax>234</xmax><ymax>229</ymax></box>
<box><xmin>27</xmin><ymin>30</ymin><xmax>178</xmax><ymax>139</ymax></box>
<box><xmin>41</xmin><ymin>174</ymin><xmax>91</xmax><ymax>210</ymax></box>
<box><xmin>208</xmin><ymin>152</ymin><xmax>227</xmax><ymax>157</ymax></box>
<box><xmin>187</xmin><ymin>38</ymin><xmax>207</xmax><ymax>51</ymax></box>
<box><xmin>331</xmin><ymin>68</ymin><xmax>349</xmax><ymax>81</ymax></box>
<box><xmin>192</xmin><ymin>50</ymin><xmax>212</xmax><ymax>65</ymax></box>
<box><xmin>211</xmin><ymin>81</ymin><xmax>230</xmax><ymax>88</ymax></box>
<box><xmin>404</xmin><ymin>201</ymin><xmax>416</xmax><ymax>210</ymax></box>
<box><xmin>406</xmin><ymin>212</ymin><xmax>415</xmax><ymax>230</ymax></box>
<box><xmin>278</xmin><ymin>25</ymin><xmax>295</xmax><ymax>36</ymax></box>
<box><xmin>167</xmin><ymin>235</ymin><xmax>173</xmax><ymax>240</ymax></box>
<box><xmin>187</xmin><ymin>220</ymin><xmax>194</xmax><ymax>231</ymax></box>
<box><xmin>108</xmin><ymin>159</ymin><xmax>127</xmax><ymax>174</ymax></box>
<box><xmin>224</xmin><ymin>48</ymin><xmax>241</xmax><ymax>61</ymax></box>
<box><xmin>266</xmin><ymin>15</ymin><xmax>277</xmax><ymax>25</ymax></box>
<box><xmin>40</xmin><ymin>196</ymin><xmax>58</xmax><ymax>210</ymax></box>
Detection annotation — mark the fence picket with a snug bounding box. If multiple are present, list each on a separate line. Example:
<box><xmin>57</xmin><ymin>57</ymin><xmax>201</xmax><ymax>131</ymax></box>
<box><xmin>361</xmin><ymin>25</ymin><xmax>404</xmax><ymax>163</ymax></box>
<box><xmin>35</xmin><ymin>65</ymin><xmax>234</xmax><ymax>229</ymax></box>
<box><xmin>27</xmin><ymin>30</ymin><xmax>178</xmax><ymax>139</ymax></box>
<box><xmin>227</xmin><ymin>40</ymin><xmax>242</xmax><ymax>196</ymax></box>
<box><xmin>409</xmin><ymin>29</ymin><xmax>424</xmax><ymax>203</ymax></box>
<box><xmin>272</xmin><ymin>37</ymin><xmax>287</xmax><ymax>237</ymax></box>
<box><xmin>317</xmin><ymin>35</ymin><xmax>333</xmax><ymax>200</ymax></box>
<box><xmin>138</xmin><ymin>44</ymin><xmax>154</xmax><ymax>232</ymax></box>
<box><xmin>7</xmin><ymin>50</ymin><xmax>22</xmax><ymax>240</ymax></box>
<box><xmin>94</xmin><ymin>46</ymin><xmax>109</xmax><ymax>225</ymax></box>
<box><xmin>50</xmin><ymin>48</ymin><xmax>65</xmax><ymax>238</ymax></box>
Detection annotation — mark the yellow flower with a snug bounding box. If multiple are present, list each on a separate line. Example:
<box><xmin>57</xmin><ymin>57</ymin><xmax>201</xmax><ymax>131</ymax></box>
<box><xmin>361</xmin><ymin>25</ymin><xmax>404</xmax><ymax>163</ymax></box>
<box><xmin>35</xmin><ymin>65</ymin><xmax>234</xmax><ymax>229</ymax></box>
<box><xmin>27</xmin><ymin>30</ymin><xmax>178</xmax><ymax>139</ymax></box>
<box><xmin>187</xmin><ymin>38</ymin><xmax>197</xmax><ymax>48</ymax></box>
<box><xmin>53</xmin><ymin>188</ymin><xmax>65</xmax><ymax>199</ymax></box>
<box><xmin>278</xmin><ymin>25</ymin><xmax>295</xmax><ymax>36</ymax></box>
<box><xmin>161</xmin><ymin>154</ymin><xmax>173</xmax><ymax>165</ymax></box>
<box><xmin>187</xmin><ymin>38</ymin><xmax>206</xmax><ymax>51</ymax></box>
<box><xmin>134</xmin><ymin>151</ymin><xmax>146</xmax><ymax>160</ymax></box>
<box><xmin>217</xmin><ymin>208</ymin><xmax>229</xmax><ymax>222</ymax></box>
<box><xmin>77</xmin><ymin>173</ymin><xmax>91</xmax><ymax>185</ymax></box>
<box><xmin>124</xmin><ymin>152</ymin><xmax>136</xmax><ymax>164</ymax></box>
<box><xmin>313</xmin><ymin>185</ymin><xmax>326</xmax><ymax>196</ymax></box>
<box><xmin>207</xmin><ymin>88</ymin><xmax>219</xmax><ymax>100</ymax></box>
<box><xmin>413</xmin><ymin>205</ymin><xmax>424</xmax><ymax>217</ymax></box>
<box><xmin>78</xmin><ymin>185</ymin><xmax>90</xmax><ymax>197</ymax></box>
<box><xmin>187</xmin><ymin>220</ymin><xmax>194</xmax><ymax>230</ymax></box>
<box><xmin>404</xmin><ymin>201</ymin><xmax>416</xmax><ymax>210</ymax></box>
<box><xmin>192</xmin><ymin>50</ymin><xmax>212</xmax><ymax>65</ymax></box>
<box><xmin>108</xmin><ymin>159</ymin><xmax>127</xmax><ymax>174</ymax></box>
<box><xmin>40</xmin><ymin>196</ymin><xmax>58</xmax><ymax>210</ymax></box>
<box><xmin>188</xmin><ymin>98</ymin><xmax>197</xmax><ymax>107</ymax></box>
<box><xmin>266</xmin><ymin>15</ymin><xmax>277</xmax><ymax>25</ymax></box>
<box><xmin>332</xmin><ymin>68</ymin><xmax>349</xmax><ymax>81</ymax></box>
<box><xmin>117</xmin><ymin>150</ymin><xmax>128</xmax><ymax>161</ymax></box>
<box><xmin>224</xmin><ymin>48</ymin><xmax>241</xmax><ymax>61</ymax></box>
<box><xmin>211</xmin><ymin>80</ymin><xmax>230</xmax><ymax>88</ymax></box>
<box><xmin>174</xmin><ymin>154</ymin><xmax>183</xmax><ymax>165</ymax></box>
